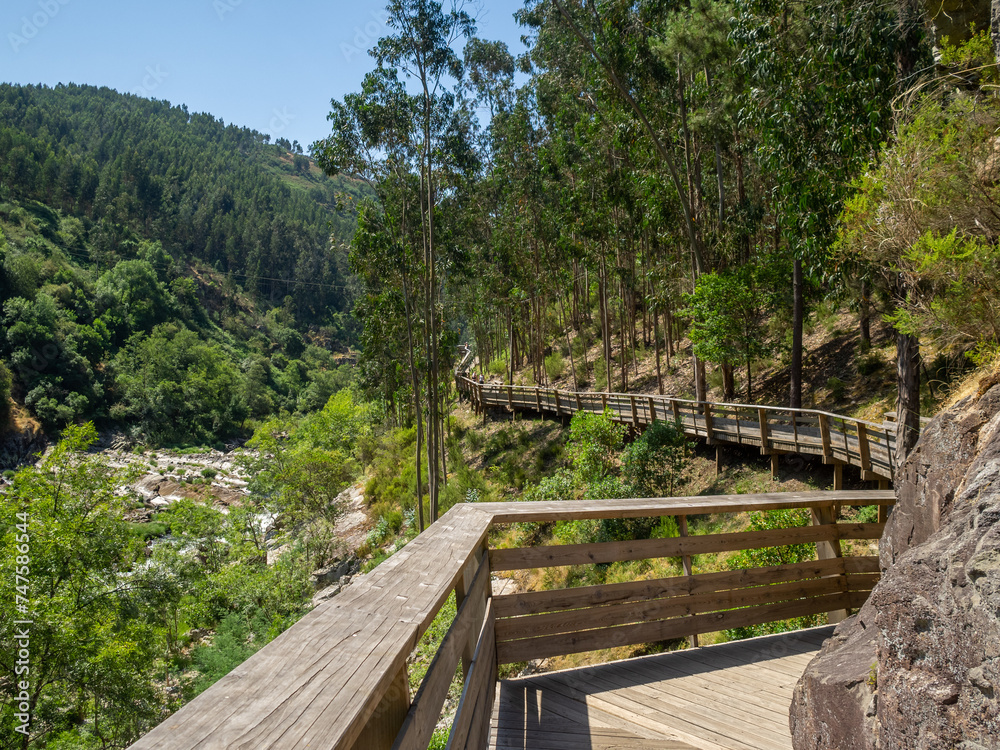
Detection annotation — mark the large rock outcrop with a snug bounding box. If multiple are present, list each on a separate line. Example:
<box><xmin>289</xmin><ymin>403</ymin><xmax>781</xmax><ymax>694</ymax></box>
<box><xmin>791</xmin><ymin>384</ymin><xmax>1000</xmax><ymax>749</ymax></box>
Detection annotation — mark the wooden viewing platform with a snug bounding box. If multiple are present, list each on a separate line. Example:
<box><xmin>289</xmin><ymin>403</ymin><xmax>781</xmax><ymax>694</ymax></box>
<box><xmin>457</xmin><ymin>376</ymin><xmax>899</xmax><ymax>484</ymax></box>
<box><xmin>131</xmin><ymin>491</ymin><xmax>893</xmax><ymax>750</ymax></box>
<box><xmin>491</xmin><ymin>626</ymin><xmax>834</xmax><ymax>749</ymax></box>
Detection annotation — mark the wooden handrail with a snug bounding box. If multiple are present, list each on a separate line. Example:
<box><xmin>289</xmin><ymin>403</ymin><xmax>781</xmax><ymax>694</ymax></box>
<box><xmin>132</xmin><ymin>490</ymin><xmax>893</xmax><ymax>750</ymax></box>
<box><xmin>458</xmin><ymin>376</ymin><xmax>898</xmax><ymax>480</ymax></box>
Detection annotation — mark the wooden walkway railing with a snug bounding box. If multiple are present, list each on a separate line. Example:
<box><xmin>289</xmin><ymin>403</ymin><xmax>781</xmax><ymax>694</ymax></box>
<box><xmin>131</xmin><ymin>490</ymin><xmax>893</xmax><ymax>750</ymax></box>
<box><xmin>457</xmin><ymin>376</ymin><xmax>898</xmax><ymax>482</ymax></box>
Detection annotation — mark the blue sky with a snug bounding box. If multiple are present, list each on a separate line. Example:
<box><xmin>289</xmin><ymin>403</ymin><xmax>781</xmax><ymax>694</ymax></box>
<box><xmin>1</xmin><ymin>0</ymin><xmax>530</xmax><ymax>148</ymax></box>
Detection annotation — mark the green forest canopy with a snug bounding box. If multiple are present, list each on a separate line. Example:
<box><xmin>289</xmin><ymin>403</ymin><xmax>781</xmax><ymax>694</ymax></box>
<box><xmin>0</xmin><ymin>83</ymin><xmax>368</xmax><ymax>441</ymax></box>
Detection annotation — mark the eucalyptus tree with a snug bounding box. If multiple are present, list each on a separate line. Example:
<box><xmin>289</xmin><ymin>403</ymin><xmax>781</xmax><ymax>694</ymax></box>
<box><xmin>732</xmin><ymin>0</ymin><xmax>900</xmax><ymax>409</ymax></box>
<box><xmin>520</xmin><ymin>0</ymin><xmax>730</xmax><ymax>400</ymax></box>
<box><xmin>371</xmin><ymin>0</ymin><xmax>476</xmax><ymax>521</ymax></box>
<box><xmin>313</xmin><ymin>68</ymin><xmax>434</xmax><ymax>528</ymax></box>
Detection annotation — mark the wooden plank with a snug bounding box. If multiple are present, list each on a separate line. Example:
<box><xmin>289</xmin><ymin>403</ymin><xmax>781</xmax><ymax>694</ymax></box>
<box><xmin>490</xmin><ymin>523</ymin><xmax>884</xmax><ymax>571</ymax></box>
<box><xmin>818</xmin><ymin>413</ymin><xmax>832</xmax><ymax>457</ymax></box>
<box><xmin>677</xmin><ymin>515</ymin><xmax>697</xmax><ymax>647</ymax></box>
<box><xmin>492</xmin><ymin>680</ymin><xmax>693</xmax><ymax>747</ymax></box>
<box><xmin>857</xmin><ymin>422</ymin><xmax>872</xmax><ymax>473</ymax></box>
<box><xmin>454</xmin><ymin>548</ymin><xmax>487</xmax><ymax>675</ymax></box>
<box><xmin>478</xmin><ymin>491</ymin><xmax>895</xmax><ymax>524</ymax></box>
<box><xmin>494</xmin><ymin>557</ymin><xmax>874</xmax><ymax>618</ymax></box>
<box><xmin>576</xmin><ymin>662</ymin><xmax>795</xmax><ymax>749</ymax></box>
<box><xmin>620</xmin><ymin>649</ymin><xmax>804</xmax><ymax>713</ymax></box>
<box><xmin>131</xmin><ymin>505</ymin><xmax>493</xmax><ymax>750</ymax></box>
<box><xmin>392</xmin><ymin>555</ymin><xmax>489</xmax><ymax>750</ymax></box>
<box><xmin>447</xmin><ymin>600</ymin><xmax>497</xmax><ymax>750</ymax></box>
<box><xmin>353</xmin><ymin>665</ymin><xmax>410</xmax><ymax>750</ymax></box>
<box><xmin>465</xmin><ymin>631</ymin><xmax>497</xmax><ymax>750</ymax></box>
<box><xmin>496</xmin><ymin>590</ymin><xmax>868</xmax><ymax>663</ymax></box>
<box><xmin>524</xmin><ymin>668</ymin><xmax>780</xmax><ymax>750</ymax></box>
<box><xmin>495</xmin><ymin>575</ymin><xmax>871</xmax><ymax>642</ymax></box>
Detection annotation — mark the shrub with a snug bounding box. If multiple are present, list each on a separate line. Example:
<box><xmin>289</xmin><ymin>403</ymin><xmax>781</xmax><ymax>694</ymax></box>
<box><xmin>544</xmin><ymin>351</ymin><xmax>565</xmax><ymax>381</ymax></box>
<box><xmin>827</xmin><ymin>376</ymin><xmax>846</xmax><ymax>401</ymax></box>
<box><xmin>856</xmin><ymin>355</ymin><xmax>883</xmax><ymax>377</ymax></box>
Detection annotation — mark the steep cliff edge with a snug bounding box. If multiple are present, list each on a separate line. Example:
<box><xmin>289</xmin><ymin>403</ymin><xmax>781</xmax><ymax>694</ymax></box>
<box><xmin>791</xmin><ymin>384</ymin><xmax>1000</xmax><ymax>749</ymax></box>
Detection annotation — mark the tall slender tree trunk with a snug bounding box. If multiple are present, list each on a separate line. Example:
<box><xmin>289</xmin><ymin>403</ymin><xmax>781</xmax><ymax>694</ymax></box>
<box><xmin>722</xmin><ymin>362</ymin><xmax>736</xmax><ymax>402</ymax></box>
<box><xmin>895</xmin><ymin>281</ymin><xmax>921</xmax><ymax>466</ymax></box>
<box><xmin>859</xmin><ymin>281</ymin><xmax>872</xmax><ymax>347</ymax></box>
<box><xmin>654</xmin><ymin>306</ymin><xmax>664</xmax><ymax>395</ymax></box>
<box><xmin>790</xmin><ymin>258</ymin><xmax>803</xmax><ymax>409</ymax></box>
<box><xmin>402</xmin><ymin>276</ymin><xmax>424</xmax><ymax>532</ymax></box>
<box><xmin>559</xmin><ymin>297</ymin><xmax>578</xmax><ymax>388</ymax></box>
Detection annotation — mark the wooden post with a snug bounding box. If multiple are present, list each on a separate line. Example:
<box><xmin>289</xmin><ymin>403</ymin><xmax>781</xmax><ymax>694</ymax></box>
<box><xmin>576</xmin><ymin>393</ymin><xmax>583</xmax><ymax>413</ymax></box>
<box><xmin>648</xmin><ymin>397</ymin><xmax>657</xmax><ymax>424</ymax></box>
<box><xmin>553</xmin><ymin>389</ymin><xmax>561</xmax><ymax>416</ymax></box>
<box><xmin>454</xmin><ymin>547</ymin><xmax>487</xmax><ymax>677</ymax></box>
<box><xmin>507</xmin><ymin>385</ymin><xmax>513</xmax><ymax>412</ymax></box>
<box><xmin>833</xmin><ymin>463</ymin><xmax>844</xmax><ymax>491</ymax></box>
<box><xmin>703</xmin><ymin>403</ymin><xmax>715</xmax><ymax>444</ymax></box>
<box><xmin>350</xmin><ymin>665</ymin><xmax>410</xmax><ymax>750</ymax></box>
<box><xmin>601</xmin><ymin>393</ymin><xmax>608</xmax><ymax>412</ymax></box>
<box><xmin>671</xmin><ymin>400</ymin><xmax>681</xmax><ymax>425</ymax></box>
<box><xmin>818</xmin><ymin>413</ymin><xmax>832</xmax><ymax>459</ymax></box>
<box><xmin>630</xmin><ymin>395</ymin><xmax>639</xmax><ymax>430</ymax></box>
<box><xmin>811</xmin><ymin>504</ymin><xmax>848</xmax><ymax>623</ymax></box>
<box><xmin>857</xmin><ymin>422</ymin><xmax>873</xmax><ymax>478</ymax></box>
<box><xmin>535</xmin><ymin>387</ymin><xmax>542</xmax><ymax>415</ymax></box>
<box><xmin>716</xmin><ymin>445</ymin><xmax>722</xmax><ymax>476</ymax></box>
<box><xmin>677</xmin><ymin>515</ymin><xmax>698</xmax><ymax>648</ymax></box>
<box><xmin>757</xmin><ymin>408</ymin><xmax>771</xmax><ymax>455</ymax></box>
<box><xmin>771</xmin><ymin>453</ymin><xmax>780</xmax><ymax>480</ymax></box>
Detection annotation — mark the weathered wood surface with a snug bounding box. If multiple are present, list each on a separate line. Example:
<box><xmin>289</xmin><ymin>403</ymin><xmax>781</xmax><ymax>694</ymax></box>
<box><xmin>129</xmin><ymin>504</ymin><xmax>493</xmax><ymax>750</ymax></box>
<box><xmin>490</xmin><ymin>522</ymin><xmax>884</xmax><ymax>571</ymax></box>
<box><xmin>458</xmin><ymin>376</ymin><xmax>898</xmax><ymax>479</ymax></box>
<box><xmin>132</xmin><ymin>492</ymin><xmax>890</xmax><ymax>750</ymax></box>
<box><xmin>491</xmin><ymin>626</ymin><xmax>834</xmax><ymax>750</ymax></box>
<box><xmin>393</xmin><ymin>556</ymin><xmax>490</xmax><ymax>750</ymax></box>
<box><xmin>476</xmin><ymin>490</ymin><xmax>894</xmax><ymax>524</ymax></box>
<box><xmin>496</xmin><ymin>590</ymin><xmax>867</xmax><ymax>663</ymax></box>
<box><xmin>494</xmin><ymin>556</ymin><xmax>879</xmax><ymax>618</ymax></box>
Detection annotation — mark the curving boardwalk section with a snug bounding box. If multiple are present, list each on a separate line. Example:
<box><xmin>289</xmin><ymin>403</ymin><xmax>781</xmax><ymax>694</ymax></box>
<box><xmin>457</xmin><ymin>376</ymin><xmax>898</xmax><ymax>481</ymax></box>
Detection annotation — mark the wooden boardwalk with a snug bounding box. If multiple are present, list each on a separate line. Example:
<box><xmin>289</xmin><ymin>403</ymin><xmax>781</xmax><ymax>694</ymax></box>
<box><xmin>457</xmin><ymin>376</ymin><xmax>900</xmax><ymax>482</ymax></box>
<box><xmin>132</xmin><ymin>495</ymin><xmax>888</xmax><ymax>750</ymax></box>
<box><xmin>490</xmin><ymin>626</ymin><xmax>833</xmax><ymax>750</ymax></box>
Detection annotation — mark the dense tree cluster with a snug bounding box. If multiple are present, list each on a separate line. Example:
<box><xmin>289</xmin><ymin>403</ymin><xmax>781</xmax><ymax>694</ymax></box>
<box><xmin>0</xmin><ymin>84</ymin><xmax>364</xmax><ymax>440</ymax></box>
<box><xmin>320</xmin><ymin>0</ymin><xmax>978</xmax><ymax>513</ymax></box>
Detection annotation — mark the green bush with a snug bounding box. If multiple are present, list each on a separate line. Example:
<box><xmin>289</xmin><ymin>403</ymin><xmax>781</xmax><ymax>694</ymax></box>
<box><xmin>856</xmin><ymin>355</ymin><xmax>883</xmax><ymax>377</ymax></box>
<box><xmin>132</xmin><ymin>522</ymin><xmax>169</xmax><ymax>540</ymax></box>
<box><xmin>827</xmin><ymin>376</ymin><xmax>846</xmax><ymax>401</ymax></box>
<box><xmin>544</xmin><ymin>351</ymin><xmax>565</xmax><ymax>381</ymax></box>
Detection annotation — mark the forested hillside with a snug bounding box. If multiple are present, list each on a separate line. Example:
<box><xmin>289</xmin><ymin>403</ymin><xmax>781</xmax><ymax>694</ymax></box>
<box><xmin>319</xmin><ymin>0</ymin><xmax>1000</xmax><ymax>513</ymax></box>
<box><xmin>0</xmin><ymin>84</ymin><xmax>366</xmax><ymax>443</ymax></box>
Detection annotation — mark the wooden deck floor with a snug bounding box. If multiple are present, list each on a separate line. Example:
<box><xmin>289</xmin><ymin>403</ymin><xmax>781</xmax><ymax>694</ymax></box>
<box><xmin>490</xmin><ymin>625</ymin><xmax>833</xmax><ymax>750</ymax></box>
